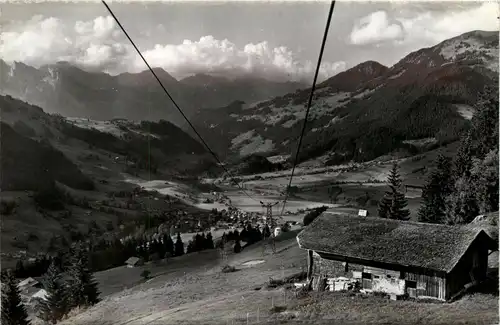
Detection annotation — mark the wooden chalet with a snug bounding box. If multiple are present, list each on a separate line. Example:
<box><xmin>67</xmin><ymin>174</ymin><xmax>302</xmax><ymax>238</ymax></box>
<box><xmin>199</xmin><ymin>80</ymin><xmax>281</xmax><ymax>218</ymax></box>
<box><xmin>125</xmin><ymin>256</ymin><xmax>144</xmax><ymax>268</ymax></box>
<box><xmin>296</xmin><ymin>214</ymin><xmax>497</xmax><ymax>301</ymax></box>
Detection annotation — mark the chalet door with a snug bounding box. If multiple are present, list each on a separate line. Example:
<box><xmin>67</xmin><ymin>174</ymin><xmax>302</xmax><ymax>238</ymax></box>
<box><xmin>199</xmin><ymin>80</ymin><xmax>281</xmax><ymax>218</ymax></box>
<box><xmin>362</xmin><ymin>272</ymin><xmax>372</xmax><ymax>289</ymax></box>
<box><xmin>471</xmin><ymin>252</ymin><xmax>481</xmax><ymax>282</ymax></box>
<box><xmin>406</xmin><ymin>280</ymin><xmax>417</xmax><ymax>298</ymax></box>
<box><xmin>427</xmin><ymin>277</ymin><xmax>439</xmax><ymax>298</ymax></box>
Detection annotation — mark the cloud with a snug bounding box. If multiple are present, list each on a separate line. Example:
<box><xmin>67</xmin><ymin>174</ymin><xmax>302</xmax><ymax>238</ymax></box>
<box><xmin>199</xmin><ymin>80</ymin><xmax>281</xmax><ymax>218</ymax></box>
<box><xmin>349</xmin><ymin>2</ymin><xmax>499</xmax><ymax>46</ymax></box>
<box><xmin>349</xmin><ymin>11</ymin><xmax>404</xmax><ymax>45</ymax></box>
<box><xmin>0</xmin><ymin>15</ymin><xmax>346</xmax><ymax>82</ymax></box>
<box><xmin>141</xmin><ymin>36</ymin><xmax>346</xmax><ymax>82</ymax></box>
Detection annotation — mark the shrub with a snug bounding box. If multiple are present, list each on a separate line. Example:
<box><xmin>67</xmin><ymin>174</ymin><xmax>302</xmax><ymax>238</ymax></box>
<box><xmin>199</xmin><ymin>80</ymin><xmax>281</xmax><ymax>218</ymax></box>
<box><xmin>221</xmin><ymin>265</ymin><xmax>236</xmax><ymax>273</ymax></box>
<box><xmin>270</xmin><ymin>305</ymin><xmax>287</xmax><ymax>313</ymax></box>
<box><xmin>303</xmin><ymin>206</ymin><xmax>328</xmax><ymax>226</ymax></box>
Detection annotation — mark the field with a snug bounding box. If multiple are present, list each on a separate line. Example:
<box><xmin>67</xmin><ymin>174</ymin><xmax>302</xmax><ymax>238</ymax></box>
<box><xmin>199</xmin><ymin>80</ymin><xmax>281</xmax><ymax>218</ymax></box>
<box><xmin>57</xmin><ymin>230</ymin><xmax>499</xmax><ymax>325</ymax></box>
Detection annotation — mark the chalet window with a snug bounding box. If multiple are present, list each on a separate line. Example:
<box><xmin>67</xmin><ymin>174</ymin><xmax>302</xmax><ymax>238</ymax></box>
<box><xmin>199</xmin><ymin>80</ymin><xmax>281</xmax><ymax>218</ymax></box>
<box><xmin>362</xmin><ymin>272</ymin><xmax>372</xmax><ymax>279</ymax></box>
<box><xmin>406</xmin><ymin>280</ymin><xmax>417</xmax><ymax>288</ymax></box>
<box><xmin>386</xmin><ymin>275</ymin><xmax>392</xmax><ymax>279</ymax></box>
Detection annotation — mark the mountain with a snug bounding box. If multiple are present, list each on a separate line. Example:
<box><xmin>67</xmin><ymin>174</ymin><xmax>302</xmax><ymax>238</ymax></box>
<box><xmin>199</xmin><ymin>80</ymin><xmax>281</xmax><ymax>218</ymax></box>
<box><xmin>191</xmin><ymin>30</ymin><xmax>499</xmax><ymax>165</ymax></box>
<box><xmin>0</xmin><ymin>60</ymin><xmax>305</xmax><ymax>126</ymax></box>
<box><xmin>0</xmin><ymin>94</ymin><xmax>214</xmax><ymax>185</ymax></box>
<box><xmin>180</xmin><ymin>73</ymin><xmax>306</xmax><ymax>109</ymax></box>
<box><xmin>0</xmin><ymin>94</ymin><xmax>219</xmax><ymax>262</ymax></box>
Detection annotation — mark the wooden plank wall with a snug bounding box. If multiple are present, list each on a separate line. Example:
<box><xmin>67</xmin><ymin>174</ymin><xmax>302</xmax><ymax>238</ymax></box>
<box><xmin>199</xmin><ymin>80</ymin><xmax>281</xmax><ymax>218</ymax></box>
<box><xmin>406</xmin><ymin>271</ymin><xmax>446</xmax><ymax>300</ymax></box>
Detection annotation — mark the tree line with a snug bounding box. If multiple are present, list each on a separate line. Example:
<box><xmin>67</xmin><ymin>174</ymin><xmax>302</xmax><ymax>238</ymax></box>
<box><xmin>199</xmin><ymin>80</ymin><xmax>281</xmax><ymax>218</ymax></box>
<box><xmin>373</xmin><ymin>90</ymin><xmax>498</xmax><ymax>225</ymax></box>
<box><xmin>2</xmin><ymin>243</ymin><xmax>100</xmax><ymax>325</ymax></box>
<box><xmin>417</xmin><ymin>92</ymin><xmax>498</xmax><ymax>225</ymax></box>
<box><xmin>13</xmin><ymin>231</ymin><xmax>204</xmax><ymax>278</ymax></box>
<box><xmin>216</xmin><ymin>223</ymin><xmax>272</xmax><ymax>254</ymax></box>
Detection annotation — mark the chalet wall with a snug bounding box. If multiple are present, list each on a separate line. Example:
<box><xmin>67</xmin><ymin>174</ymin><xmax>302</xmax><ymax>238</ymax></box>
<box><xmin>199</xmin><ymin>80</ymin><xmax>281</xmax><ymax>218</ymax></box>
<box><xmin>405</xmin><ymin>271</ymin><xmax>446</xmax><ymax>300</ymax></box>
<box><xmin>312</xmin><ymin>253</ymin><xmax>446</xmax><ymax>300</ymax></box>
<box><xmin>446</xmin><ymin>235</ymin><xmax>490</xmax><ymax>299</ymax></box>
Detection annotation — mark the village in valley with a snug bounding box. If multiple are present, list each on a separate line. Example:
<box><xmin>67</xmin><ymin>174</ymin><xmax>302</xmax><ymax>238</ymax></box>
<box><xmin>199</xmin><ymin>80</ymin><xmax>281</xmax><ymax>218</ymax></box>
<box><xmin>1</xmin><ymin>1</ymin><xmax>499</xmax><ymax>325</ymax></box>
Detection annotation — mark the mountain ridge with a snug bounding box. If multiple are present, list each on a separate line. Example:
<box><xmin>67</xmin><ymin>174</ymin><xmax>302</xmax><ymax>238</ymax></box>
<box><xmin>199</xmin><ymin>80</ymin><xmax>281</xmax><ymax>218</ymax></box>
<box><xmin>0</xmin><ymin>60</ymin><xmax>306</xmax><ymax>126</ymax></box>
<box><xmin>190</xmin><ymin>30</ymin><xmax>499</xmax><ymax>165</ymax></box>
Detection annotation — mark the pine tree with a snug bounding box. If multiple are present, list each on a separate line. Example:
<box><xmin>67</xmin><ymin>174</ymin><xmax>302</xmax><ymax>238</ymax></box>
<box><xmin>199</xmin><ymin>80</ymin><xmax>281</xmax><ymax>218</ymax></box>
<box><xmin>387</xmin><ymin>163</ymin><xmax>403</xmax><ymax>189</ymax></box>
<box><xmin>156</xmin><ymin>238</ymin><xmax>166</xmax><ymax>259</ymax></box>
<box><xmin>472</xmin><ymin>93</ymin><xmax>499</xmax><ymax>159</ymax></box>
<box><xmin>445</xmin><ymin>176</ymin><xmax>480</xmax><ymax>225</ymax></box>
<box><xmin>389</xmin><ymin>191</ymin><xmax>411</xmax><ymax>221</ymax></box>
<box><xmin>163</xmin><ymin>234</ymin><xmax>174</xmax><ymax>257</ymax></box>
<box><xmin>40</xmin><ymin>261</ymin><xmax>69</xmax><ymax>323</ymax></box>
<box><xmin>186</xmin><ymin>241</ymin><xmax>194</xmax><ymax>254</ymax></box>
<box><xmin>453</xmin><ymin>131</ymin><xmax>474</xmax><ymax>179</ymax></box>
<box><xmin>205</xmin><ymin>232</ymin><xmax>215</xmax><ymax>249</ymax></box>
<box><xmin>377</xmin><ymin>192</ymin><xmax>392</xmax><ymax>219</ymax></box>
<box><xmin>472</xmin><ymin>149</ymin><xmax>499</xmax><ymax>214</ymax></box>
<box><xmin>1</xmin><ymin>270</ymin><xmax>31</xmax><ymax>325</ymax></box>
<box><xmin>194</xmin><ymin>234</ymin><xmax>203</xmax><ymax>252</ymax></box>
<box><xmin>378</xmin><ymin>163</ymin><xmax>410</xmax><ymax>220</ymax></box>
<box><xmin>174</xmin><ymin>233</ymin><xmax>184</xmax><ymax>257</ymax></box>
<box><xmin>67</xmin><ymin>244</ymin><xmax>100</xmax><ymax>309</ymax></box>
<box><xmin>418</xmin><ymin>154</ymin><xmax>453</xmax><ymax>224</ymax></box>
<box><xmin>233</xmin><ymin>240</ymin><xmax>242</xmax><ymax>253</ymax></box>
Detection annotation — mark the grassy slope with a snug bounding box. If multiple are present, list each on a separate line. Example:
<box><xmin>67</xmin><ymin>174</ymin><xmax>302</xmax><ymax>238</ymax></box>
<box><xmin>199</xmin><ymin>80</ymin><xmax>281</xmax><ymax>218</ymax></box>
<box><xmin>0</xmin><ymin>95</ymin><xmax>218</xmax><ymax>264</ymax></box>
<box><xmin>60</xmin><ymin>233</ymin><xmax>498</xmax><ymax>325</ymax></box>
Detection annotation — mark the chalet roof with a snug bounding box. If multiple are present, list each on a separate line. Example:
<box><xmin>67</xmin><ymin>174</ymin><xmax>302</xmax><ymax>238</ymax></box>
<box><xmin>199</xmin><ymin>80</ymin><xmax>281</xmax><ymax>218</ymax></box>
<box><xmin>125</xmin><ymin>256</ymin><xmax>142</xmax><ymax>265</ymax></box>
<box><xmin>296</xmin><ymin>214</ymin><xmax>495</xmax><ymax>273</ymax></box>
<box><xmin>21</xmin><ymin>286</ymin><xmax>42</xmax><ymax>298</ymax></box>
<box><xmin>18</xmin><ymin>277</ymin><xmax>39</xmax><ymax>289</ymax></box>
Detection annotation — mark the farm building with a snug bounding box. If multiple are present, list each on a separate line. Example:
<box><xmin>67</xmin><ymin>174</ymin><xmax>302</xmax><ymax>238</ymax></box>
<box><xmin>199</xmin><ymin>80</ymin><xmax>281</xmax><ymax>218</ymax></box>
<box><xmin>296</xmin><ymin>214</ymin><xmax>497</xmax><ymax>301</ymax></box>
<box><xmin>20</xmin><ymin>286</ymin><xmax>48</xmax><ymax>305</ymax></box>
<box><xmin>125</xmin><ymin>256</ymin><xmax>144</xmax><ymax>268</ymax></box>
<box><xmin>18</xmin><ymin>277</ymin><xmax>42</xmax><ymax>291</ymax></box>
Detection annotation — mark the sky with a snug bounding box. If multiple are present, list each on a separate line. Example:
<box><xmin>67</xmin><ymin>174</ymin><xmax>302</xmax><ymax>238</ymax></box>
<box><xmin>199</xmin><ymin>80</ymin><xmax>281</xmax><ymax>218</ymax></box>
<box><xmin>0</xmin><ymin>1</ymin><xmax>498</xmax><ymax>82</ymax></box>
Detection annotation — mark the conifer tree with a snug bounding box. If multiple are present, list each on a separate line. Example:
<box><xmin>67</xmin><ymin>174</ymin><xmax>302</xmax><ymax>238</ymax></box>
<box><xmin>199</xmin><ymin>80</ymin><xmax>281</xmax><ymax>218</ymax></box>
<box><xmin>1</xmin><ymin>270</ymin><xmax>31</xmax><ymax>325</ymax></box>
<box><xmin>156</xmin><ymin>238</ymin><xmax>166</xmax><ymax>258</ymax></box>
<box><xmin>40</xmin><ymin>261</ymin><xmax>69</xmax><ymax>324</ymax></box>
<box><xmin>174</xmin><ymin>233</ymin><xmax>184</xmax><ymax>256</ymax></box>
<box><xmin>387</xmin><ymin>163</ymin><xmax>403</xmax><ymax>189</ymax></box>
<box><xmin>163</xmin><ymin>234</ymin><xmax>174</xmax><ymax>257</ymax></box>
<box><xmin>233</xmin><ymin>239</ymin><xmax>242</xmax><ymax>253</ymax></box>
<box><xmin>67</xmin><ymin>244</ymin><xmax>100</xmax><ymax>309</ymax></box>
<box><xmin>239</xmin><ymin>227</ymin><xmax>249</xmax><ymax>243</ymax></box>
<box><xmin>378</xmin><ymin>163</ymin><xmax>410</xmax><ymax>220</ymax></box>
<box><xmin>233</xmin><ymin>229</ymin><xmax>240</xmax><ymax>241</ymax></box>
<box><xmin>186</xmin><ymin>240</ymin><xmax>194</xmax><ymax>254</ymax></box>
<box><xmin>389</xmin><ymin>191</ymin><xmax>411</xmax><ymax>221</ymax></box>
<box><xmin>472</xmin><ymin>93</ymin><xmax>499</xmax><ymax>159</ymax></box>
<box><xmin>194</xmin><ymin>234</ymin><xmax>203</xmax><ymax>252</ymax></box>
<box><xmin>472</xmin><ymin>150</ymin><xmax>499</xmax><ymax>214</ymax></box>
<box><xmin>418</xmin><ymin>154</ymin><xmax>453</xmax><ymax>224</ymax></box>
<box><xmin>377</xmin><ymin>192</ymin><xmax>392</xmax><ymax>219</ymax></box>
<box><xmin>445</xmin><ymin>176</ymin><xmax>479</xmax><ymax>225</ymax></box>
<box><xmin>205</xmin><ymin>232</ymin><xmax>215</xmax><ymax>249</ymax></box>
<box><xmin>453</xmin><ymin>131</ymin><xmax>474</xmax><ymax>179</ymax></box>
